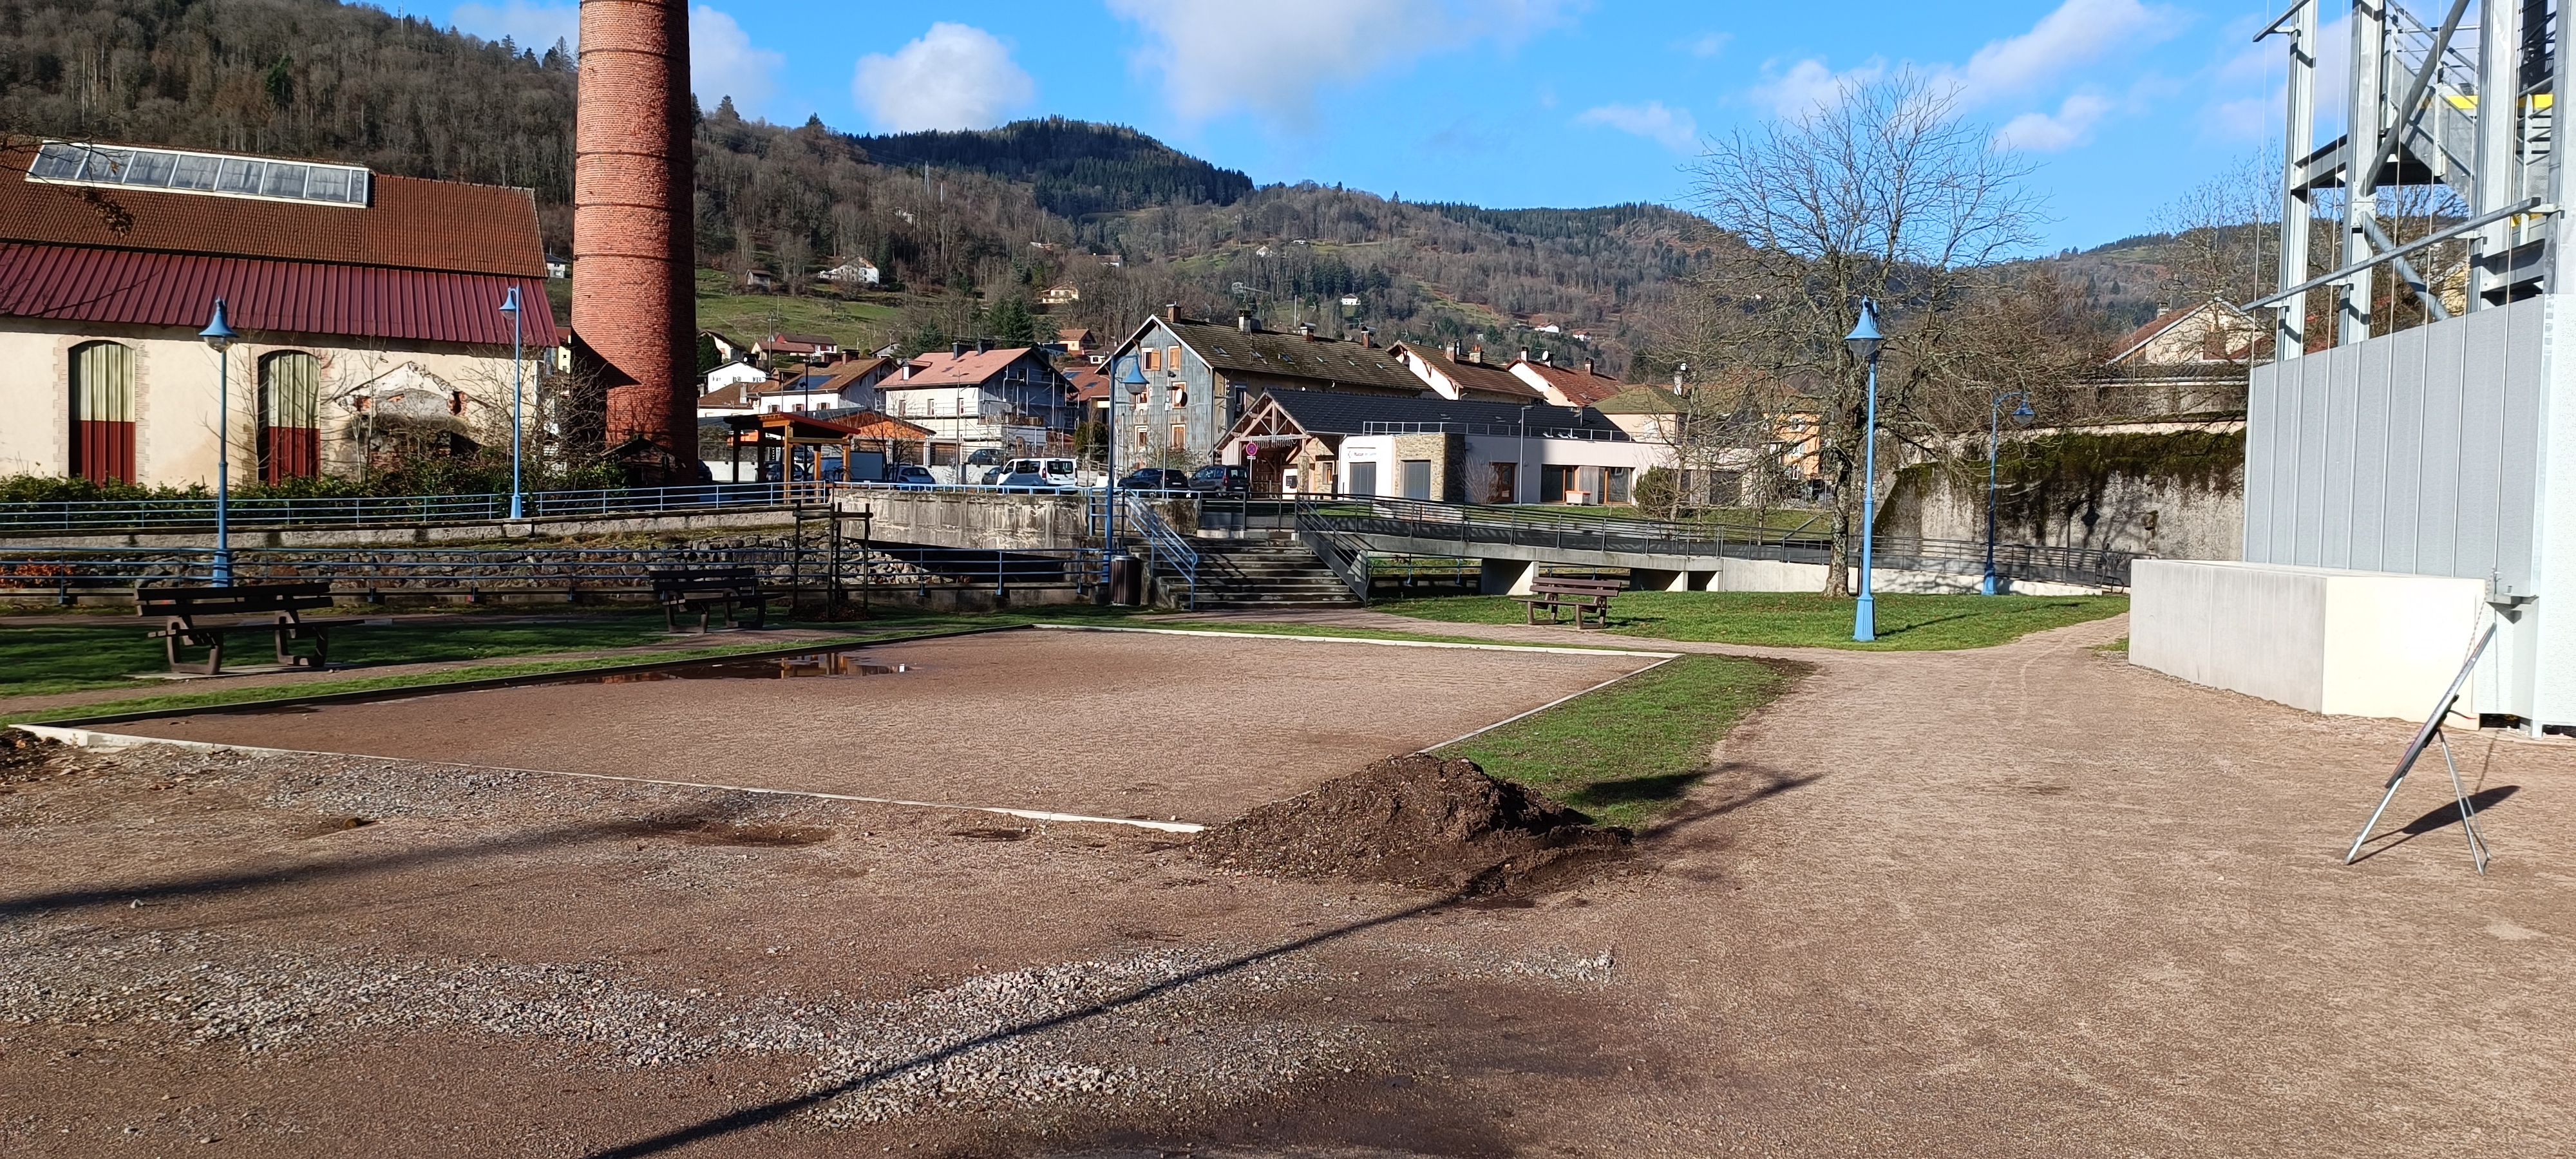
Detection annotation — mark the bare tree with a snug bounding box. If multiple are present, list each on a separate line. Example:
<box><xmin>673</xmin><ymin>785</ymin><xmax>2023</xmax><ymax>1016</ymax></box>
<box><xmin>1689</xmin><ymin>73</ymin><xmax>2043</xmax><ymax>594</ymax></box>
<box><xmin>2151</xmin><ymin>150</ymin><xmax>2277</xmax><ymax>308</ymax></box>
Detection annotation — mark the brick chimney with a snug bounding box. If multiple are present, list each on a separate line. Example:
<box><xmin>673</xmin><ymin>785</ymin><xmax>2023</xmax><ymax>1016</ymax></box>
<box><xmin>1164</xmin><ymin>303</ymin><xmax>1179</xmax><ymax>321</ymax></box>
<box><xmin>1298</xmin><ymin>323</ymin><xmax>1316</xmax><ymax>341</ymax></box>
<box><xmin>1360</xmin><ymin>327</ymin><xmax>1376</xmax><ymax>348</ymax></box>
<box><xmin>1236</xmin><ymin>308</ymin><xmax>1255</xmax><ymax>334</ymax></box>
<box><xmin>574</xmin><ymin>0</ymin><xmax>695</xmax><ymax>468</ymax></box>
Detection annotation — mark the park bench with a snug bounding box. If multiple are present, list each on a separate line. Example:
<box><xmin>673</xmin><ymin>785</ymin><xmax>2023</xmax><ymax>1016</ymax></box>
<box><xmin>137</xmin><ymin>581</ymin><xmax>338</xmax><ymax>675</ymax></box>
<box><xmin>650</xmin><ymin>565</ymin><xmax>771</xmax><ymax>634</ymax></box>
<box><xmin>1515</xmin><ymin>576</ymin><xmax>1624</xmax><ymax>629</ymax></box>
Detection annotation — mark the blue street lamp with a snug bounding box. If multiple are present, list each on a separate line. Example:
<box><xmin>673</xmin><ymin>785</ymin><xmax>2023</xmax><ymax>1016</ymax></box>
<box><xmin>1101</xmin><ymin>352</ymin><xmax>1150</xmax><ymax>596</ymax></box>
<box><xmin>199</xmin><ymin>299</ymin><xmax>238</xmax><ymax>585</ymax></box>
<box><xmin>1982</xmin><ymin>390</ymin><xmax>2034</xmax><ymax>596</ymax></box>
<box><xmin>1844</xmin><ymin>300</ymin><xmax>1884</xmax><ymax>642</ymax></box>
<box><xmin>499</xmin><ymin>287</ymin><xmax>527</xmax><ymax>520</ymax></box>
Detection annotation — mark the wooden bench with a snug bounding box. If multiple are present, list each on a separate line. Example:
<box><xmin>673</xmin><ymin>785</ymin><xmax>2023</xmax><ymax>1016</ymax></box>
<box><xmin>650</xmin><ymin>565</ymin><xmax>771</xmax><ymax>634</ymax></box>
<box><xmin>138</xmin><ymin>582</ymin><xmax>338</xmax><ymax>675</ymax></box>
<box><xmin>1514</xmin><ymin>576</ymin><xmax>1624</xmax><ymax>629</ymax></box>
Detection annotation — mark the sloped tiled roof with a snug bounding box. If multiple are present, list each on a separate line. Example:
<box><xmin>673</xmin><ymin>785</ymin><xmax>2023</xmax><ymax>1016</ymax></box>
<box><xmin>891</xmin><ymin>346</ymin><xmax>1060</xmax><ymax>387</ymax></box>
<box><xmin>0</xmin><ymin>243</ymin><xmax>559</xmax><ymax>346</ymax></box>
<box><xmin>1511</xmin><ymin>359</ymin><xmax>1627</xmax><ymax>406</ymax></box>
<box><xmin>1258</xmin><ymin>390</ymin><xmax>1623</xmax><ymax>437</ymax></box>
<box><xmin>0</xmin><ymin>146</ymin><xmax>546</xmax><ymax>278</ymax></box>
<box><xmin>1155</xmin><ymin>318</ymin><xmax>1426</xmax><ymax>393</ymax></box>
<box><xmin>1591</xmin><ymin>386</ymin><xmax>1681</xmax><ymax>414</ymax></box>
<box><xmin>1389</xmin><ymin>342</ymin><xmax>1545</xmax><ymax>402</ymax></box>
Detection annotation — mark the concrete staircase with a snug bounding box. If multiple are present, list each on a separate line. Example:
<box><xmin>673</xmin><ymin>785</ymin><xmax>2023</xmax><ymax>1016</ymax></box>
<box><xmin>1184</xmin><ymin>536</ymin><xmax>1363</xmax><ymax>608</ymax></box>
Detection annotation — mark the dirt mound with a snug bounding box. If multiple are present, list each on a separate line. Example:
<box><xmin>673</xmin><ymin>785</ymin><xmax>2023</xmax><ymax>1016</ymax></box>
<box><xmin>1</xmin><ymin>729</ymin><xmax>66</xmax><ymax>784</ymax></box>
<box><xmin>1193</xmin><ymin>755</ymin><xmax>1629</xmax><ymax>896</ymax></box>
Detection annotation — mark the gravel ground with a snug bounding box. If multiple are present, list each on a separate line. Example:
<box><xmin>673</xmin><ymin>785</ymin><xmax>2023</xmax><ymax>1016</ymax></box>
<box><xmin>5</xmin><ymin>613</ymin><xmax>2572</xmax><ymax>1158</ymax></box>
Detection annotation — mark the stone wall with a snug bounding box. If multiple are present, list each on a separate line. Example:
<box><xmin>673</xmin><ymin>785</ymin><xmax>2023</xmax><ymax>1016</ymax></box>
<box><xmin>1882</xmin><ymin>429</ymin><xmax>2245</xmax><ymax>560</ymax></box>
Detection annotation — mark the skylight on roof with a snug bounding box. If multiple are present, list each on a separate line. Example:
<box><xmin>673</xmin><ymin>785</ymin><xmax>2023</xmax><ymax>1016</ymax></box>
<box><xmin>26</xmin><ymin>141</ymin><xmax>369</xmax><ymax>208</ymax></box>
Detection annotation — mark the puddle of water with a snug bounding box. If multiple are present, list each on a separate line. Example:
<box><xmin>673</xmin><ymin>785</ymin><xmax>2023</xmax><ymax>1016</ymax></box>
<box><xmin>585</xmin><ymin>651</ymin><xmax>911</xmax><ymax>683</ymax></box>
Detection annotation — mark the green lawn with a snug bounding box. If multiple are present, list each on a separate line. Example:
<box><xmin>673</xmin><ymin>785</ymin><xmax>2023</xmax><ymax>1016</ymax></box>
<box><xmin>1381</xmin><ymin>591</ymin><xmax>2128</xmax><ymax>651</ymax></box>
<box><xmin>1437</xmin><ymin>654</ymin><xmax>1795</xmax><ymax>828</ymax></box>
<box><xmin>0</xmin><ymin>616</ymin><xmax>691</xmax><ymax>699</ymax></box>
<box><xmin>695</xmin><ymin>270</ymin><xmax>902</xmax><ymax>353</ymax></box>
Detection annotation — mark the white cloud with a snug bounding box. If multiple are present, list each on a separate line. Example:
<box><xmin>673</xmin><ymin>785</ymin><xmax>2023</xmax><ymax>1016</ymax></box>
<box><xmin>852</xmin><ymin>23</ymin><xmax>1036</xmax><ymax>132</ymax></box>
<box><xmin>1574</xmin><ymin>101</ymin><xmax>1699</xmax><ymax>151</ymax></box>
<box><xmin>448</xmin><ymin>1</ymin><xmax>577</xmax><ymax>53</ymax></box>
<box><xmin>1994</xmin><ymin>92</ymin><xmax>2115</xmax><ymax>151</ymax></box>
<box><xmin>1106</xmin><ymin>0</ymin><xmax>1573</xmax><ymax>128</ymax></box>
<box><xmin>691</xmin><ymin>6</ymin><xmax>783</xmax><ymax>114</ymax></box>
<box><xmin>1683</xmin><ymin>32</ymin><xmax>1732</xmax><ymax>59</ymax></box>
<box><xmin>1752</xmin><ymin>57</ymin><xmax>1885</xmax><ymax>120</ymax></box>
<box><xmin>1955</xmin><ymin>0</ymin><xmax>2175</xmax><ymax>100</ymax></box>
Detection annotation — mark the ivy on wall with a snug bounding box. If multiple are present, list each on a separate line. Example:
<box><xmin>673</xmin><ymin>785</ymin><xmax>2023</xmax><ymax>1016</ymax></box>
<box><xmin>1886</xmin><ymin>429</ymin><xmax>2246</xmax><ymax>542</ymax></box>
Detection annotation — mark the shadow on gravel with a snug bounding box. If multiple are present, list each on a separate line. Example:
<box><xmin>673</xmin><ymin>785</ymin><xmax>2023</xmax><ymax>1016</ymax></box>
<box><xmin>581</xmin><ymin>894</ymin><xmax>1465</xmax><ymax>1159</ymax></box>
<box><xmin>2346</xmin><ymin>785</ymin><xmax>2522</xmax><ymax>863</ymax></box>
<box><xmin>1643</xmin><ymin>762</ymin><xmax>1821</xmax><ymax>840</ymax></box>
<box><xmin>0</xmin><ymin>805</ymin><xmax>744</xmax><ymax>919</ymax></box>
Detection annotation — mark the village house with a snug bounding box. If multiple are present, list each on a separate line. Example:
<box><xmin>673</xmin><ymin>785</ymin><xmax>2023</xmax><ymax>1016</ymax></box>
<box><xmin>749</xmin><ymin>356</ymin><xmax>893</xmax><ymax>415</ymax></box>
<box><xmin>1101</xmin><ymin>306</ymin><xmax>1430</xmax><ymax>467</ymax></box>
<box><xmin>753</xmin><ymin>331</ymin><xmax>840</xmax><ymax>364</ymax></box>
<box><xmin>694</xmin><ymin>379</ymin><xmax>757</xmax><ymax>422</ymax></box>
<box><xmin>703</xmin><ymin>359</ymin><xmax>766</xmax><ymax>393</ymax></box>
<box><xmin>1388</xmin><ymin>341</ymin><xmax>1547</xmax><ymax>403</ymax></box>
<box><xmin>1056</xmin><ymin>327</ymin><xmax>1098</xmax><ymax>359</ymax></box>
<box><xmin>874</xmin><ymin>341</ymin><xmax>1076</xmax><ymax>467</ymax></box>
<box><xmin>1510</xmin><ymin>355</ymin><xmax>1628</xmax><ymax>407</ymax></box>
<box><xmin>1039</xmin><ymin>283</ymin><xmax>1080</xmax><ymax>306</ymax></box>
<box><xmin>815</xmin><ymin>256</ymin><xmax>879</xmax><ymax>285</ymax></box>
<box><xmin>2104</xmin><ymin>297</ymin><xmax>2261</xmax><ymax>414</ymax></box>
<box><xmin>0</xmin><ymin>139</ymin><xmax>555</xmax><ymax>487</ymax></box>
<box><xmin>701</xmin><ymin>329</ymin><xmax>751</xmax><ymax>365</ymax></box>
<box><xmin>1219</xmin><ymin>390</ymin><xmax>1660</xmax><ymax>505</ymax></box>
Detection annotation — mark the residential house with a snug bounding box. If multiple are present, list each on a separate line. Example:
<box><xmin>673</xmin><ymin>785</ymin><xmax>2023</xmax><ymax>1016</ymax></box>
<box><xmin>696</xmin><ymin>379</ymin><xmax>757</xmax><ymax>422</ymax></box>
<box><xmin>545</xmin><ymin>253</ymin><xmax>570</xmax><ymax>279</ymax></box>
<box><xmin>755</xmin><ymin>332</ymin><xmax>840</xmax><ymax>363</ymax></box>
<box><xmin>703</xmin><ymin>359</ymin><xmax>766</xmax><ymax>393</ymax></box>
<box><xmin>1056</xmin><ymin>327</ymin><xmax>1097</xmax><ymax>358</ymax></box>
<box><xmin>742</xmin><ymin>269</ymin><xmax>777</xmax><ymax>291</ymax></box>
<box><xmin>751</xmin><ymin>356</ymin><xmax>893</xmax><ymax>415</ymax></box>
<box><xmin>1039</xmin><ymin>283</ymin><xmax>1081</xmax><ymax>306</ymax></box>
<box><xmin>0</xmin><ymin>139</ymin><xmax>556</xmax><ymax>487</ymax></box>
<box><xmin>701</xmin><ymin>329</ymin><xmax>751</xmax><ymax>365</ymax></box>
<box><xmin>1388</xmin><ymin>342</ymin><xmax>1546</xmax><ymax>403</ymax></box>
<box><xmin>1102</xmin><ymin>306</ymin><xmax>1430</xmax><ymax>467</ymax></box>
<box><xmin>875</xmin><ymin>342</ymin><xmax>1076</xmax><ymax>466</ymax></box>
<box><xmin>2105</xmin><ymin>297</ymin><xmax>2260</xmax><ymax>414</ymax></box>
<box><xmin>816</xmin><ymin>257</ymin><xmax>879</xmax><ymax>285</ymax></box>
<box><xmin>1509</xmin><ymin>356</ymin><xmax>1627</xmax><ymax>408</ymax></box>
<box><xmin>1220</xmin><ymin>390</ymin><xmax>1659</xmax><ymax>505</ymax></box>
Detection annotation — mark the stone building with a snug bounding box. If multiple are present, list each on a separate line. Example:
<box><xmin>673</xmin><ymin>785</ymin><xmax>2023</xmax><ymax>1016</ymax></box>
<box><xmin>0</xmin><ymin>140</ymin><xmax>556</xmax><ymax>487</ymax></box>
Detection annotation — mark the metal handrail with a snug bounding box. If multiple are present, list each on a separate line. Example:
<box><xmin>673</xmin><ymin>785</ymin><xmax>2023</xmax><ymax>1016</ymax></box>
<box><xmin>0</xmin><ymin>483</ymin><xmax>809</xmax><ymax>533</ymax></box>
<box><xmin>1121</xmin><ymin>493</ymin><xmax>1199</xmax><ymax>609</ymax></box>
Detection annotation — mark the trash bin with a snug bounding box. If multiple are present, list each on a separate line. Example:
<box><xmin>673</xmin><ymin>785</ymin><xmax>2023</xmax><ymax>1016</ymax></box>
<box><xmin>1107</xmin><ymin>555</ymin><xmax>1142</xmax><ymax>606</ymax></box>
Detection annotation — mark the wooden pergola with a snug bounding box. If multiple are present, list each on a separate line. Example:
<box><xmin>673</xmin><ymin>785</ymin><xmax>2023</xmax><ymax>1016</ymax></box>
<box><xmin>723</xmin><ymin>410</ymin><xmax>934</xmax><ymax>494</ymax></box>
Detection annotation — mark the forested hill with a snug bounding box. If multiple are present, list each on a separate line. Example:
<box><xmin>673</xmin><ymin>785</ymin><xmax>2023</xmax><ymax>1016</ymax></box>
<box><xmin>0</xmin><ymin>0</ymin><xmax>1709</xmax><ymax>372</ymax></box>
<box><xmin>853</xmin><ymin>118</ymin><xmax>1253</xmax><ymax>219</ymax></box>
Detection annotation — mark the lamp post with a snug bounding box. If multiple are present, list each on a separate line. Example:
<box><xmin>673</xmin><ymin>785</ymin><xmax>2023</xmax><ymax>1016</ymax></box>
<box><xmin>1982</xmin><ymin>390</ymin><xmax>2034</xmax><ymax>596</ymax></box>
<box><xmin>499</xmin><ymin>287</ymin><xmax>527</xmax><ymax>520</ymax></box>
<box><xmin>1843</xmin><ymin>300</ymin><xmax>1884</xmax><ymax>642</ymax></box>
<box><xmin>1517</xmin><ymin>403</ymin><xmax>1532</xmax><ymax>504</ymax></box>
<box><xmin>199</xmin><ymin>299</ymin><xmax>238</xmax><ymax>585</ymax></box>
<box><xmin>1101</xmin><ymin>352</ymin><xmax>1150</xmax><ymax>596</ymax></box>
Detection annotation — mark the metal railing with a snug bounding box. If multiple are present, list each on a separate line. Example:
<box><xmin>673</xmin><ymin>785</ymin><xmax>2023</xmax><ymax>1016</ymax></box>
<box><xmin>0</xmin><ymin>483</ymin><xmax>819</xmax><ymax>534</ymax></box>
<box><xmin>1121</xmin><ymin>493</ymin><xmax>1200</xmax><ymax>609</ymax></box>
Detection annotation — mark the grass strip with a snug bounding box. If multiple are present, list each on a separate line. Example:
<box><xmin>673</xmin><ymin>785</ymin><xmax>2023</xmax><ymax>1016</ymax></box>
<box><xmin>1435</xmin><ymin>653</ymin><xmax>1796</xmax><ymax>829</ymax></box>
<box><xmin>1381</xmin><ymin>591</ymin><xmax>2127</xmax><ymax>651</ymax></box>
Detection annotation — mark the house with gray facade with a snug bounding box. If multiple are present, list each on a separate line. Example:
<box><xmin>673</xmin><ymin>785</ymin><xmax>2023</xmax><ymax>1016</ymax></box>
<box><xmin>1100</xmin><ymin>306</ymin><xmax>1430</xmax><ymax>467</ymax></box>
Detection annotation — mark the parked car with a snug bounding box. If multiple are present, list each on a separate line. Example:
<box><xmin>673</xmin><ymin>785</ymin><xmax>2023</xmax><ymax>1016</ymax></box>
<box><xmin>1003</xmin><ymin>457</ymin><xmax>1082</xmax><ymax>485</ymax></box>
<box><xmin>992</xmin><ymin>469</ymin><xmax>1067</xmax><ymax>492</ymax></box>
<box><xmin>1117</xmin><ymin>468</ymin><xmax>1190</xmax><ymax>491</ymax></box>
<box><xmin>979</xmin><ymin>466</ymin><xmax>1008</xmax><ymax>485</ymax></box>
<box><xmin>1189</xmin><ymin>464</ymin><xmax>1249</xmax><ymax>495</ymax></box>
<box><xmin>887</xmin><ymin>464</ymin><xmax>938</xmax><ymax>489</ymax></box>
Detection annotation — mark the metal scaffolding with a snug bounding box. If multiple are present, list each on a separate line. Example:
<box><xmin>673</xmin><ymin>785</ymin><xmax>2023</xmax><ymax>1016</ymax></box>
<box><xmin>2252</xmin><ymin>0</ymin><xmax>2568</xmax><ymax>356</ymax></box>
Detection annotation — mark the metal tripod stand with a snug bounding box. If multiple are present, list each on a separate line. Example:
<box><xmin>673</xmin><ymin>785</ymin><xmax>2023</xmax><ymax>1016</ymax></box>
<box><xmin>2344</xmin><ymin>624</ymin><xmax>2494</xmax><ymax>874</ymax></box>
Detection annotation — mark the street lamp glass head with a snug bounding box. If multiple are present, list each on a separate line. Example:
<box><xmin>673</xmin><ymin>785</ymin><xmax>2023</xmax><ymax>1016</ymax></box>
<box><xmin>1118</xmin><ymin>356</ymin><xmax>1150</xmax><ymax>388</ymax></box>
<box><xmin>199</xmin><ymin>298</ymin><xmax>237</xmax><ymax>351</ymax></box>
<box><xmin>2012</xmin><ymin>399</ymin><xmax>2035</xmax><ymax>424</ymax></box>
<box><xmin>1842</xmin><ymin>301</ymin><xmax>1883</xmax><ymax>364</ymax></box>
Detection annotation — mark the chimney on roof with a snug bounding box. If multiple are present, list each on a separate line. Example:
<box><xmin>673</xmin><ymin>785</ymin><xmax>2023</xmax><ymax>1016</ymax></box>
<box><xmin>1164</xmin><ymin>303</ymin><xmax>1179</xmax><ymax>321</ymax></box>
<box><xmin>952</xmin><ymin>341</ymin><xmax>968</xmax><ymax>358</ymax></box>
<box><xmin>1298</xmin><ymin>323</ymin><xmax>1316</xmax><ymax>341</ymax></box>
<box><xmin>1469</xmin><ymin>346</ymin><xmax>1483</xmax><ymax>365</ymax></box>
<box><xmin>976</xmin><ymin>337</ymin><xmax>990</xmax><ymax>354</ymax></box>
<box><xmin>1361</xmin><ymin>327</ymin><xmax>1376</xmax><ymax>348</ymax></box>
<box><xmin>1582</xmin><ymin>359</ymin><xmax>1595</xmax><ymax>374</ymax></box>
<box><xmin>1540</xmin><ymin>350</ymin><xmax>1551</xmax><ymax>364</ymax></box>
<box><xmin>1519</xmin><ymin>348</ymin><xmax>1530</xmax><ymax>363</ymax></box>
<box><xmin>1236</xmin><ymin>307</ymin><xmax>1255</xmax><ymax>334</ymax></box>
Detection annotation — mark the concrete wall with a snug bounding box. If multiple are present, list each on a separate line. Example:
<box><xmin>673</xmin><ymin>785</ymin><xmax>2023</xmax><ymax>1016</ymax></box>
<box><xmin>837</xmin><ymin>489</ymin><xmax>1094</xmax><ymax>551</ymax></box>
<box><xmin>2130</xmin><ymin>559</ymin><xmax>2485</xmax><ymax>719</ymax></box>
<box><xmin>0</xmin><ymin>318</ymin><xmax>533</xmax><ymax>487</ymax></box>
<box><xmin>1885</xmin><ymin>461</ymin><xmax>2244</xmax><ymax>560</ymax></box>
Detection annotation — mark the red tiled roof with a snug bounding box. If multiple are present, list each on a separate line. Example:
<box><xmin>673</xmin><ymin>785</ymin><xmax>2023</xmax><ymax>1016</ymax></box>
<box><xmin>0</xmin><ymin>243</ymin><xmax>559</xmax><ymax>346</ymax></box>
<box><xmin>0</xmin><ymin>148</ymin><xmax>547</xmax><ymax>278</ymax></box>
<box><xmin>1512</xmin><ymin>359</ymin><xmax>1625</xmax><ymax>406</ymax></box>
<box><xmin>895</xmin><ymin>347</ymin><xmax>1052</xmax><ymax>386</ymax></box>
<box><xmin>1068</xmin><ymin>365</ymin><xmax>1112</xmax><ymax>401</ymax></box>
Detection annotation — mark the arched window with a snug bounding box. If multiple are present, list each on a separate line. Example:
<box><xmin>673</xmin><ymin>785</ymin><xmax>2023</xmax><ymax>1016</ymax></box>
<box><xmin>70</xmin><ymin>341</ymin><xmax>136</xmax><ymax>484</ymax></box>
<box><xmin>259</xmin><ymin>352</ymin><xmax>321</xmax><ymax>482</ymax></box>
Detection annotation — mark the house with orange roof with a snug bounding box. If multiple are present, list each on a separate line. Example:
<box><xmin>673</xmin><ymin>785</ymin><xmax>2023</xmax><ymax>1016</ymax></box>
<box><xmin>876</xmin><ymin>341</ymin><xmax>1075</xmax><ymax>469</ymax></box>
<box><xmin>1508</xmin><ymin>355</ymin><xmax>1628</xmax><ymax>408</ymax></box>
<box><xmin>1388</xmin><ymin>342</ymin><xmax>1547</xmax><ymax>403</ymax></box>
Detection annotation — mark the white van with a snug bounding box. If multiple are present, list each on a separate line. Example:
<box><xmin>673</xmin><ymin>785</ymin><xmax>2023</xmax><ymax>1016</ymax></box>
<box><xmin>1003</xmin><ymin>458</ymin><xmax>1081</xmax><ymax>485</ymax></box>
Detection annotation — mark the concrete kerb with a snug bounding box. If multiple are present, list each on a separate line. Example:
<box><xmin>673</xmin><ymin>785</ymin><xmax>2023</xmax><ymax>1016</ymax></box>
<box><xmin>1031</xmin><ymin>621</ymin><xmax>1684</xmax><ymax>659</ymax></box>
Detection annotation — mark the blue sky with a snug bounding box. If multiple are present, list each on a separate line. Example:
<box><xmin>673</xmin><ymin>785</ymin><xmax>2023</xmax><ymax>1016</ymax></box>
<box><xmin>442</xmin><ymin>0</ymin><xmax>2302</xmax><ymax>252</ymax></box>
